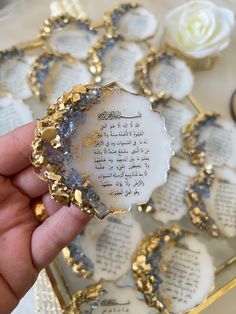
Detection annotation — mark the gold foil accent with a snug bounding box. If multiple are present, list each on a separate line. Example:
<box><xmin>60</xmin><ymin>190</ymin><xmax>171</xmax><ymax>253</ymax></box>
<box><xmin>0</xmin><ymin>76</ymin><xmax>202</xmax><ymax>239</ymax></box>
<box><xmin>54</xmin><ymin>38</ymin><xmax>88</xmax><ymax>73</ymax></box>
<box><xmin>186</xmin><ymin>166</ymin><xmax>220</xmax><ymax>237</ymax></box>
<box><xmin>182</xmin><ymin>112</ymin><xmax>220</xmax><ymax>166</ymax></box>
<box><xmin>103</xmin><ymin>2</ymin><xmax>140</xmax><ymax>37</ymax></box>
<box><xmin>72</xmin><ymin>93</ymin><xmax>81</xmax><ymax>102</ymax></box>
<box><xmin>28</xmin><ymin>50</ymin><xmax>78</xmax><ymax>102</ymax></box>
<box><xmin>41</xmin><ymin>126</ymin><xmax>58</xmax><ymax>141</ymax></box>
<box><xmin>87</xmin><ymin>34</ymin><xmax>120</xmax><ymax>83</ymax></box>
<box><xmin>73</xmin><ymin>84</ymin><xmax>87</xmax><ymax>93</ymax></box>
<box><xmin>31</xmin><ymin>83</ymin><xmax>124</xmax><ymax>220</ymax></box>
<box><xmin>74</xmin><ymin>190</ymin><xmax>83</xmax><ymax>205</ymax></box>
<box><xmin>132</xmin><ymin>226</ymin><xmax>191</xmax><ymax>313</ymax></box>
<box><xmin>40</xmin><ymin>14</ymin><xmax>96</xmax><ymax>41</ymax></box>
<box><xmin>28</xmin><ymin>51</ymin><xmax>64</xmax><ymax>101</ymax></box>
<box><xmin>63</xmin><ymin>283</ymin><xmax>103</xmax><ymax>314</ymax></box>
<box><xmin>135</xmin><ymin>51</ymin><xmax>172</xmax><ymax>106</ymax></box>
<box><xmin>62</xmin><ymin>245</ymin><xmax>92</xmax><ymax>279</ymax></box>
<box><xmin>82</xmin><ymin>130</ymin><xmax>101</xmax><ymax>146</ymax></box>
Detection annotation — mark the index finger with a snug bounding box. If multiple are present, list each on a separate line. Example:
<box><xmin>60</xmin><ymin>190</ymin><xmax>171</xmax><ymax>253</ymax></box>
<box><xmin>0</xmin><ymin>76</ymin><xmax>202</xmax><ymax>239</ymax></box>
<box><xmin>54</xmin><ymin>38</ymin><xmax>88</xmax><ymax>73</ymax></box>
<box><xmin>0</xmin><ymin>122</ymin><xmax>35</xmax><ymax>176</ymax></box>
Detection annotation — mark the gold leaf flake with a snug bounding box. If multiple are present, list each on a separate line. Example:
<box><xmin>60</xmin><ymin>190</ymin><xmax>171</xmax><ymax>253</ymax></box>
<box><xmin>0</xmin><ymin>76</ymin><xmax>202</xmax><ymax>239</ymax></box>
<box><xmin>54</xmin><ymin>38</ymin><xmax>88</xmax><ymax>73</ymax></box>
<box><xmin>72</xmin><ymin>93</ymin><xmax>81</xmax><ymax>102</ymax></box>
<box><xmin>193</xmin><ymin>207</ymin><xmax>201</xmax><ymax>215</ymax></box>
<box><xmin>41</xmin><ymin>127</ymin><xmax>57</xmax><ymax>141</ymax></box>
<box><xmin>62</xmin><ymin>247</ymin><xmax>71</xmax><ymax>259</ymax></box>
<box><xmin>73</xmin><ymin>84</ymin><xmax>87</xmax><ymax>93</ymax></box>
<box><xmin>74</xmin><ymin>189</ymin><xmax>83</xmax><ymax>205</ymax></box>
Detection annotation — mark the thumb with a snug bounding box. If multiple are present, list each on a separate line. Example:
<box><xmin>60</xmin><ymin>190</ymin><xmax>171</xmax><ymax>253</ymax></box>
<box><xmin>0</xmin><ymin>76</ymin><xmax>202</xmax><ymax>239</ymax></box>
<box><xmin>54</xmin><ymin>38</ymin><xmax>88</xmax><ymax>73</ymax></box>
<box><xmin>31</xmin><ymin>204</ymin><xmax>90</xmax><ymax>270</ymax></box>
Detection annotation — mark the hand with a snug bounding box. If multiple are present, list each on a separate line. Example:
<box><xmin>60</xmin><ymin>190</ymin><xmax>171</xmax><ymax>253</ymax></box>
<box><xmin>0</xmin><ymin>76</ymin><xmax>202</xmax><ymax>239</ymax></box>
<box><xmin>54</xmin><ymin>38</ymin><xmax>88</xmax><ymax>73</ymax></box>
<box><xmin>0</xmin><ymin>123</ymin><xmax>89</xmax><ymax>313</ymax></box>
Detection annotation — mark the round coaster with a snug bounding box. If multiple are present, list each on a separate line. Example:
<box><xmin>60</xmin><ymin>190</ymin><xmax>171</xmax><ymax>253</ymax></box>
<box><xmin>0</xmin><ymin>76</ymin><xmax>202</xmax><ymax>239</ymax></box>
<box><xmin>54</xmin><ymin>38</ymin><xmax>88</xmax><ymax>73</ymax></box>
<box><xmin>40</xmin><ymin>14</ymin><xmax>98</xmax><ymax>60</ymax></box>
<box><xmin>63</xmin><ymin>213</ymin><xmax>143</xmax><ymax>281</ymax></box>
<box><xmin>186</xmin><ymin>165</ymin><xmax>236</xmax><ymax>238</ymax></box>
<box><xmin>0</xmin><ymin>94</ymin><xmax>33</xmax><ymax>136</ymax></box>
<box><xmin>182</xmin><ymin>113</ymin><xmax>236</xmax><ymax>168</ymax></box>
<box><xmin>29</xmin><ymin>51</ymin><xmax>92</xmax><ymax>103</ymax></box>
<box><xmin>132</xmin><ymin>226</ymin><xmax>214</xmax><ymax>314</ymax></box>
<box><xmin>103</xmin><ymin>3</ymin><xmax>158</xmax><ymax>42</ymax></box>
<box><xmin>0</xmin><ymin>47</ymin><xmax>34</xmax><ymax>99</ymax></box>
<box><xmin>79</xmin><ymin>282</ymin><xmax>153</xmax><ymax>314</ymax></box>
<box><xmin>32</xmin><ymin>82</ymin><xmax>172</xmax><ymax>219</ymax></box>
<box><xmin>88</xmin><ymin>34</ymin><xmax>148</xmax><ymax>90</ymax></box>
<box><xmin>135</xmin><ymin>52</ymin><xmax>194</xmax><ymax>105</ymax></box>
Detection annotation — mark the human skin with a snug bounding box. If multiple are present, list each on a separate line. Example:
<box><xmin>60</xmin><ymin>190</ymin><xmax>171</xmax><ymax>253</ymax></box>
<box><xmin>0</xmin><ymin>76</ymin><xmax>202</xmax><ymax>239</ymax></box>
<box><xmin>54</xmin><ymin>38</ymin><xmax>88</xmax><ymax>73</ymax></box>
<box><xmin>0</xmin><ymin>123</ymin><xmax>89</xmax><ymax>313</ymax></box>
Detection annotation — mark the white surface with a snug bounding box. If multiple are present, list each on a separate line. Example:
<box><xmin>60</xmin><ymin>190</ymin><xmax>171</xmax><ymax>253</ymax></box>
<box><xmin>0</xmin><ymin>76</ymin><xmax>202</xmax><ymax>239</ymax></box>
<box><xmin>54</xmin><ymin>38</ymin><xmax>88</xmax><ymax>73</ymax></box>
<box><xmin>70</xmin><ymin>88</ymin><xmax>172</xmax><ymax>211</ymax></box>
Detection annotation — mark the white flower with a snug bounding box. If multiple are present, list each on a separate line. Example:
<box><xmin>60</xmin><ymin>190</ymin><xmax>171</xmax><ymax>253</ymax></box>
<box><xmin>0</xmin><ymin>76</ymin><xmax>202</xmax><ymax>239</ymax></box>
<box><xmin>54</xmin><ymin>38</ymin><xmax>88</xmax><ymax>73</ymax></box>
<box><xmin>165</xmin><ymin>0</ymin><xmax>235</xmax><ymax>58</ymax></box>
<box><xmin>50</xmin><ymin>0</ymin><xmax>87</xmax><ymax>19</ymax></box>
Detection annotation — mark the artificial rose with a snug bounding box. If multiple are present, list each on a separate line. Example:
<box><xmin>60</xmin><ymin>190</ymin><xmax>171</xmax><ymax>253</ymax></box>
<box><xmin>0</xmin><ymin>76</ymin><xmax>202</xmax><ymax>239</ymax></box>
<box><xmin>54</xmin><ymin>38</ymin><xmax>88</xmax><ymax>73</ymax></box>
<box><xmin>165</xmin><ymin>0</ymin><xmax>234</xmax><ymax>59</ymax></box>
<box><xmin>50</xmin><ymin>0</ymin><xmax>87</xmax><ymax>18</ymax></box>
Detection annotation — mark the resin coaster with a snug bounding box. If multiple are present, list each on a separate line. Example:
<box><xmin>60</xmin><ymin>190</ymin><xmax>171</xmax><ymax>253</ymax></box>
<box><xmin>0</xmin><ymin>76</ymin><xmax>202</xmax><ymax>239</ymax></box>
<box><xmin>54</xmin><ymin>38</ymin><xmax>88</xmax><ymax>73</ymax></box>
<box><xmin>0</xmin><ymin>94</ymin><xmax>33</xmax><ymax>136</ymax></box>
<box><xmin>103</xmin><ymin>3</ymin><xmax>158</xmax><ymax>42</ymax></box>
<box><xmin>152</xmin><ymin>156</ymin><xmax>197</xmax><ymax>223</ymax></box>
<box><xmin>156</xmin><ymin>99</ymin><xmax>195</xmax><ymax>152</ymax></box>
<box><xmin>40</xmin><ymin>14</ymin><xmax>98</xmax><ymax>60</ymax></box>
<box><xmin>0</xmin><ymin>47</ymin><xmax>35</xmax><ymax>99</ymax></box>
<box><xmin>136</xmin><ymin>52</ymin><xmax>194</xmax><ymax>105</ymax></box>
<box><xmin>132</xmin><ymin>226</ymin><xmax>214</xmax><ymax>314</ymax></box>
<box><xmin>187</xmin><ymin>165</ymin><xmax>236</xmax><ymax>238</ymax></box>
<box><xmin>32</xmin><ymin>83</ymin><xmax>172</xmax><ymax>219</ymax></box>
<box><xmin>88</xmin><ymin>34</ymin><xmax>148</xmax><ymax>90</ymax></box>
<box><xmin>29</xmin><ymin>51</ymin><xmax>92</xmax><ymax>103</ymax></box>
<box><xmin>183</xmin><ymin>113</ymin><xmax>236</xmax><ymax>168</ymax></box>
<box><xmin>63</xmin><ymin>213</ymin><xmax>143</xmax><ymax>281</ymax></box>
<box><xmin>79</xmin><ymin>282</ymin><xmax>154</xmax><ymax>314</ymax></box>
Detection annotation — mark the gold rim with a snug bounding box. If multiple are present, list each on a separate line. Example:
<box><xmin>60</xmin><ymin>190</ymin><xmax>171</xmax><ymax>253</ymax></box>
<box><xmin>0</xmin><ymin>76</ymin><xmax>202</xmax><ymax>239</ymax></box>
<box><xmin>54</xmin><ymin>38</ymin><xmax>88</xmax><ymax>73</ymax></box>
<box><xmin>103</xmin><ymin>2</ymin><xmax>140</xmax><ymax>38</ymax></box>
<box><xmin>182</xmin><ymin>112</ymin><xmax>220</xmax><ymax>166</ymax></box>
<box><xmin>185</xmin><ymin>166</ymin><xmax>220</xmax><ymax>238</ymax></box>
<box><xmin>28</xmin><ymin>50</ymin><xmax>77</xmax><ymax>101</ymax></box>
<box><xmin>63</xmin><ymin>283</ymin><xmax>103</xmax><ymax>314</ymax></box>
<box><xmin>40</xmin><ymin>14</ymin><xmax>96</xmax><ymax>40</ymax></box>
<box><xmin>87</xmin><ymin>34</ymin><xmax>120</xmax><ymax>83</ymax></box>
